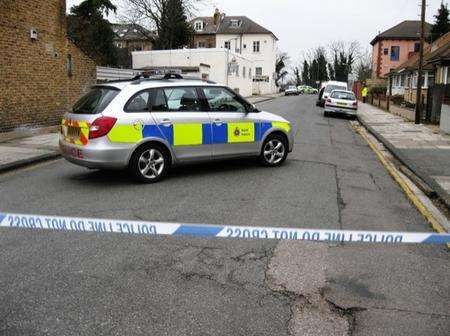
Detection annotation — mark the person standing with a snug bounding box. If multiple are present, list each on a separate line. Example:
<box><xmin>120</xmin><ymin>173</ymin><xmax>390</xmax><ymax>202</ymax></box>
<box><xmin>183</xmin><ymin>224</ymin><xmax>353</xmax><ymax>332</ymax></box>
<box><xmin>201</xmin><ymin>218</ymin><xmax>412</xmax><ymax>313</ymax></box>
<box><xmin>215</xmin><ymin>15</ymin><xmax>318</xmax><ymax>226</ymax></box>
<box><xmin>361</xmin><ymin>86</ymin><xmax>368</xmax><ymax>103</ymax></box>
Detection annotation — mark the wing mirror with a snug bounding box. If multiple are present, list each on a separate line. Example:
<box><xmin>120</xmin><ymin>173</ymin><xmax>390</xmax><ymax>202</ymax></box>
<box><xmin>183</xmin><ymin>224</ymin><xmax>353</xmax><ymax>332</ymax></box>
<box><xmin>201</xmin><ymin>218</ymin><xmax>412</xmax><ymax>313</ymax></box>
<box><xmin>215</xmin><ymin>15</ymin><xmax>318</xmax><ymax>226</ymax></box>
<box><xmin>249</xmin><ymin>104</ymin><xmax>260</xmax><ymax>113</ymax></box>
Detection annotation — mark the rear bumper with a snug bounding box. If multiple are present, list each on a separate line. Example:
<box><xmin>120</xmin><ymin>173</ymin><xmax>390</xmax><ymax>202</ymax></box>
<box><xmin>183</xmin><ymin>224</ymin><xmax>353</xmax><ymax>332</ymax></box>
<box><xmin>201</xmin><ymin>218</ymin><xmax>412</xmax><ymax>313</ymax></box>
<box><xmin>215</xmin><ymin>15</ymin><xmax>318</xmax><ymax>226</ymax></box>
<box><xmin>59</xmin><ymin>138</ymin><xmax>130</xmax><ymax>169</ymax></box>
<box><xmin>324</xmin><ymin>105</ymin><xmax>357</xmax><ymax>115</ymax></box>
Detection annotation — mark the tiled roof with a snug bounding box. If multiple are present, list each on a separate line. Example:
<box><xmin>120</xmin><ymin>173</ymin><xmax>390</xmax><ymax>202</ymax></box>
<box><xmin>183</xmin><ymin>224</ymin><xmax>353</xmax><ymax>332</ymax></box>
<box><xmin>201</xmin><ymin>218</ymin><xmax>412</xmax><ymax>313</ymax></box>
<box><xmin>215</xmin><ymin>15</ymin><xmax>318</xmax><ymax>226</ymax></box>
<box><xmin>190</xmin><ymin>17</ymin><xmax>218</xmax><ymax>34</ymax></box>
<box><xmin>191</xmin><ymin>15</ymin><xmax>277</xmax><ymax>39</ymax></box>
<box><xmin>111</xmin><ymin>23</ymin><xmax>154</xmax><ymax>41</ymax></box>
<box><xmin>371</xmin><ymin>20</ymin><xmax>431</xmax><ymax>45</ymax></box>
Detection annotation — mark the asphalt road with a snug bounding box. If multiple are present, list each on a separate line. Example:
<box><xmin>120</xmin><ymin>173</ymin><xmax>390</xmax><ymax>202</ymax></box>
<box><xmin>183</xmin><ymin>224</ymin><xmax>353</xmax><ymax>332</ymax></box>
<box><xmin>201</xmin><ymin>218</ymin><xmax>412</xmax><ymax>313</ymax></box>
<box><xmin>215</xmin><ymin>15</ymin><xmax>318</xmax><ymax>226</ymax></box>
<box><xmin>0</xmin><ymin>95</ymin><xmax>449</xmax><ymax>335</ymax></box>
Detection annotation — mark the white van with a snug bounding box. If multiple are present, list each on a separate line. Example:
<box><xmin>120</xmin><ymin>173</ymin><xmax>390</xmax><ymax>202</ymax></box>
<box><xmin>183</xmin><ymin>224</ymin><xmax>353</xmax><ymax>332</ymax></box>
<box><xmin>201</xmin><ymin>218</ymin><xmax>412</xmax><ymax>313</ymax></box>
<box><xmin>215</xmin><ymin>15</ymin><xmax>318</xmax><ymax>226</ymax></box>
<box><xmin>317</xmin><ymin>81</ymin><xmax>348</xmax><ymax>107</ymax></box>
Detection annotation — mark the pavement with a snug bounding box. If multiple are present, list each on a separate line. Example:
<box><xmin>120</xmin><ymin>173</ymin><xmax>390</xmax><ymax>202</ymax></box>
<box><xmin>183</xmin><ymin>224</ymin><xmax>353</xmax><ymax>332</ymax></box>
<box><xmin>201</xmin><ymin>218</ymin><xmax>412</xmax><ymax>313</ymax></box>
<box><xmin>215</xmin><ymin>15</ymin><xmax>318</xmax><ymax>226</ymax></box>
<box><xmin>0</xmin><ymin>95</ymin><xmax>449</xmax><ymax>335</ymax></box>
<box><xmin>0</xmin><ymin>133</ymin><xmax>60</xmax><ymax>173</ymax></box>
<box><xmin>358</xmin><ymin>103</ymin><xmax>450</xmax><ymax>209</ymax></box>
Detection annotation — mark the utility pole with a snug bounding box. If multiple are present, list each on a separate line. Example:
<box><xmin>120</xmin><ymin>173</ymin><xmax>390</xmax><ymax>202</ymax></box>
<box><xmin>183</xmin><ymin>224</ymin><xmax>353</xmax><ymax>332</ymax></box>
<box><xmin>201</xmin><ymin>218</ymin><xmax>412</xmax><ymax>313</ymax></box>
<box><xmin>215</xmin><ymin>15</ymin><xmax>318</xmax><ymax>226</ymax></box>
<box><xmin>415</xmin><ymin>0</ymin><xmax>426</xmax><ymax>124</ymax></box>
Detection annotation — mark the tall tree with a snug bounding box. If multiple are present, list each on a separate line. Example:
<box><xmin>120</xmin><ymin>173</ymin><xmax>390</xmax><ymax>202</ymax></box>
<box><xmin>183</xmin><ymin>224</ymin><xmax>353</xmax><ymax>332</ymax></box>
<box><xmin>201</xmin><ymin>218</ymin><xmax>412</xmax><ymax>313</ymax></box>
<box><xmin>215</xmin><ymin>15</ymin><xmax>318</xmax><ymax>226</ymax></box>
<box><xmin>293</xmin><ymin>67</ymin><xmax>301</xmax><ymax>86</ymax></box>
<box><xmin>328</xmin><ymin>41</ymin><xmax>360</xmax><ymax>83</ymax></box>
<box><xmin>431</xmin><ymin>2</ymin><xmax>450</xmax><ymax>42</ymax></box>
<box><xmin>316</xmin><ymin>47</ymin><xmax>329</xmax><ymax>84</ymax></box>
<box><xmin>67</xmin><ymin>0</ymin><xmax>118</xmax><ymax>66</ymax></box>
<box><xmin>153</xmin><ymin>0</ymin><xmax>193</xmax><ymax>49</ymax></box>
<box><xmin>275</xmin><ymin>52</ymin><xmax>290</xmax><ymax>87</ymax></box>
<box><xmin>301</xmin><ymin>60</ymin><xmax>310</xmax><ymax>85</ymax></box>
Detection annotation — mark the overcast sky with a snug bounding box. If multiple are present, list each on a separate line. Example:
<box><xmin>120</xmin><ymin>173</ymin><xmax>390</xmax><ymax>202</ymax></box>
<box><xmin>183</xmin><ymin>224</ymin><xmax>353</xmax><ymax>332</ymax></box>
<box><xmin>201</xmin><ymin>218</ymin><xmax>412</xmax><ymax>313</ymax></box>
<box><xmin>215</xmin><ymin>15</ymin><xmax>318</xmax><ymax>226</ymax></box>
<box><xmin>67</xmin><ymin>0</ymin><xmax>446</xmax><ymax>65</ymax></box>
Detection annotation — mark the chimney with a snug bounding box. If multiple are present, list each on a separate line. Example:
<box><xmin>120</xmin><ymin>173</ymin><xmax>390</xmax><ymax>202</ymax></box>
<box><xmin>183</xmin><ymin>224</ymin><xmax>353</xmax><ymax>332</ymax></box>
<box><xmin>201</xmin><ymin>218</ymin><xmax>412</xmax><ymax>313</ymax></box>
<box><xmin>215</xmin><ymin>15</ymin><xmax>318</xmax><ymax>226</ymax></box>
<box><xmin>213</xmin><ymin>8</ymin><xmax>220</xmax><ymax>26</ymax></box>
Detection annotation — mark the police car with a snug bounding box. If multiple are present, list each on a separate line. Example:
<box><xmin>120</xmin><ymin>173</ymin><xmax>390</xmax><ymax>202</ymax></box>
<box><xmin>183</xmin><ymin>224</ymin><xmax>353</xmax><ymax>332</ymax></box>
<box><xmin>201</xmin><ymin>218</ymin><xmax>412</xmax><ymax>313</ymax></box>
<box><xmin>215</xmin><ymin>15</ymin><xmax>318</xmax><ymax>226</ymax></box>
<box><xmin>59</xmin><ymin>74</ymin><xmax>294</xmax><ymax>183</ymax></box>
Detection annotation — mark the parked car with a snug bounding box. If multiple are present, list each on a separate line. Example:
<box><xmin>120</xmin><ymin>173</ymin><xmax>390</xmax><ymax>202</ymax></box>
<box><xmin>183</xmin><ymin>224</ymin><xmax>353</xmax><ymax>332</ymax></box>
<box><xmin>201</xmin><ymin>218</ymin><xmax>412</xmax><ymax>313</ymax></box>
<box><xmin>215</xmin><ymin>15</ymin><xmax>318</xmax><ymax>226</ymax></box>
<box><xmin>60</xmin><ymin>74</ymin><xmax>294</xmax><ymax>183</ymax></box>
<box><xmin>285</xmin><ymin>85</ymin><xmax>299</xmax><ymax>96</ymax></box>
<box><xmin>303</xmin><ymin>86</ymin><xmax>318</xmax><ymax>94</ymax></box>
<box><xmin>324</xmin><ymin>90</ymin><xmax>358</xmax><ymax>118</ymax></box>
<box><xmin>316</xmin><ymin>81</ymin><xmax>348</xmax><ymax>107</ymax></box>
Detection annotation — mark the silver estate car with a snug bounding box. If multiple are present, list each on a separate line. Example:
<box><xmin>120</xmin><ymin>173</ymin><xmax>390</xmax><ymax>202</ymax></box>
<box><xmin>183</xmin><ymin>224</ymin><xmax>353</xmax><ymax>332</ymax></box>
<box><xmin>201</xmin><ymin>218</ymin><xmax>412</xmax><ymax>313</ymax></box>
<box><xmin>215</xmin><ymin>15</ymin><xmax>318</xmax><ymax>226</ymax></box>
<box><xmin>60</xmin><ymin>74</ymin><xmax>294</xmax><ymax>183</ymax></box>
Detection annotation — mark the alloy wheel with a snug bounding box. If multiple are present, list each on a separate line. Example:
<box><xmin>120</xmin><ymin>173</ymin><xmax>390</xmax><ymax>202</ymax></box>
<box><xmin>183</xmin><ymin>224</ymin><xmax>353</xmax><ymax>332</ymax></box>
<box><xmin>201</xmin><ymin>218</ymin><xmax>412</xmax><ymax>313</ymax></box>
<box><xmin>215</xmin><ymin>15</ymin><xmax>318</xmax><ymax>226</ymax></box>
<box><xmin>138</xmin><ymin>149</ymin><xmax>165</xmax><ymax>179</ymax></box>
<box><xmin>263</xmin><ymin>140</ymin><xmax>285</xmax><ymax>164</ymax></box>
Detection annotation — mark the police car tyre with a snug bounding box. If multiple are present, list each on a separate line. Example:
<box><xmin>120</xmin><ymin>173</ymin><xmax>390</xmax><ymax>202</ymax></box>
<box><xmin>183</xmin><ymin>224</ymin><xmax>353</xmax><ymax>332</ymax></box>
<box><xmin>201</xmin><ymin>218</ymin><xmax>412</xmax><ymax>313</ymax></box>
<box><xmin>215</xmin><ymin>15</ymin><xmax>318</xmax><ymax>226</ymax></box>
<box><xmin>129</xmin><ymin>143</ymin><xmax>170</xmax><ymax>183</ymax></box>
<box><xmin>259</xmin><ymin>134</ymin><xmax>288</xmax><ymax>167</ymax></box>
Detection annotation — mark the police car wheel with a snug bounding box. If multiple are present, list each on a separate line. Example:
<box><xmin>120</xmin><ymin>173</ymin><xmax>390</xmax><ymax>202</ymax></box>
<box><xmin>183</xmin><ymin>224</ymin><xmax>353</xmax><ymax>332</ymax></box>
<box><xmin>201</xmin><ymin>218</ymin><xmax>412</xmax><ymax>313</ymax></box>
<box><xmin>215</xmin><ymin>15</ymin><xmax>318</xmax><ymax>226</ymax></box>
<box><xmin>130</xmin><ymin>144</ymin><xmax>169</xmax><ymax>183</ymax></box>
<box><xmin>260</xmin><ymin>135</ymin><xmax>288</xmax><ymax>167</ymax></box>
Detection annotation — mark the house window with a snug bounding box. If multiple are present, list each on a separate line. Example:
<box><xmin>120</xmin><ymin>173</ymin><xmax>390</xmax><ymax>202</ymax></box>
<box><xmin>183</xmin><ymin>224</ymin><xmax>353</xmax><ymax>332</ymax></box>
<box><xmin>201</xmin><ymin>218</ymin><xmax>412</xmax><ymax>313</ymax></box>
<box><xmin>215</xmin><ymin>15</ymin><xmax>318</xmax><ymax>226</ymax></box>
<box><xmin>414</xmin><ymin>42</ymin><xmax>420</xmax><ymax>53</ymax></box>
<box><xmin>253</xmin><ymin>41</ymin><xmax>260</xmax><ymax>53</ymax></box>
<box><xmin>243</xmin><ymin>66</ymin><xmax>246</xmax><ymax>78</ymax></box>
<box><xmin>390</xmin><ymin>46</ymin><xmax>400</xmax><ymax>61</ymax></box>
<box><xmin>236</xmin><ymin>65</ymin><xmax>239</xmax><ymax>77</ymax></box>
<box><xmin>230</xmin><ymin>19</ymin><xmax>240</xmax><ymax>28</ymax></box>
<box><xmin>255</xmin><ymin>67</ymin><xmax>263</xmax><ymax>76</ymax></box>
<box><xmin>224</xmin><ymin>41</ymin><xmax>230</xmax><ymax>50</ymax></box>
<box><xmin>383</xmin><ymin>48</ymin><xmax>388</xmax><ymax>55</ymax></box>
<box><xmin>194</xmin><ymin>21</ymin><xmax>204</xmax><ymax>32</ymax></box>
<box><xmin>249</xmin><ymin>68</ymin><xmax>252</xmax><ymax>78</ymax></box>
<box><xmin>197</xmin><ymin>41</ymin><xmax>206</xmax><ymax>48</ymax></box>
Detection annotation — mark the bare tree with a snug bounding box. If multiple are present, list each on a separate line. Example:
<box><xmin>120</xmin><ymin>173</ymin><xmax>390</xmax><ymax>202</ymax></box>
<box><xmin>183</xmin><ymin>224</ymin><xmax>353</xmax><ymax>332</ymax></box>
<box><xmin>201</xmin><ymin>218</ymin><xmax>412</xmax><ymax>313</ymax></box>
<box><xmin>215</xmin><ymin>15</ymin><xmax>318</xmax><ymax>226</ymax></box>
<box><xmin>275</xmin><ymin>52</ymin><xmax>290</xmax><ymax>87</ymax></box>
<box><xmin>328</xmin><ymin>40</ymin><xmax>361</xmax><ymax>82</ymax></box>
<box><xmin>120</xmin><ymin>0</ymin><xmax>202</xmax><ymax>40</ymax></box>
<box><xmin>355</xmin><ymin>49</ymin><xmax>372</xmax><ymax>83</ymax></box>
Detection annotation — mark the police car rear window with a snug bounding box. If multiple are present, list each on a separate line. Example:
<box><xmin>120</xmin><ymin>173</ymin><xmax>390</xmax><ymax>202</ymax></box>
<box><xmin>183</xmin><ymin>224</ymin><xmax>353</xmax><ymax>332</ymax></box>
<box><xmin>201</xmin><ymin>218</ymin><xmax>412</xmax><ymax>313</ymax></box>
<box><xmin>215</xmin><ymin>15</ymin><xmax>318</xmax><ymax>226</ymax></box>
<box><xmin>72</xmin><ymin>87</ymin><xmax>120</xmax><ymax>115</ymax></box>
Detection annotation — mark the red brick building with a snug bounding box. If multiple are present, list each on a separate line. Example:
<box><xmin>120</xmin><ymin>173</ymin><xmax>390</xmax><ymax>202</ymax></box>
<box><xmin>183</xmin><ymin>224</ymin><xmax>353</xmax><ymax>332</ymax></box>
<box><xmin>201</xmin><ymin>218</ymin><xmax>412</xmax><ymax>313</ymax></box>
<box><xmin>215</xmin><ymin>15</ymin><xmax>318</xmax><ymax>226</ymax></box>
<box><xmin>0</xmin><ymin>0</ymin><xmax>96</xmax><ymax>132</ymax></box>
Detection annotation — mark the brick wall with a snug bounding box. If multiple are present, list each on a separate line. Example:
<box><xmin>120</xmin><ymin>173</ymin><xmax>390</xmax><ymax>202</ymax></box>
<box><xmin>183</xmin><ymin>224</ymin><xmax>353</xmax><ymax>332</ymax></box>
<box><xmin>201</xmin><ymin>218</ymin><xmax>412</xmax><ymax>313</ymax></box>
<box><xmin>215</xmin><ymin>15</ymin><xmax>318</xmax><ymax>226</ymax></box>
<box><xmin>0</xmin><ymin>0</ymin><xmax>96</xmax><ymax>132</ymax></box>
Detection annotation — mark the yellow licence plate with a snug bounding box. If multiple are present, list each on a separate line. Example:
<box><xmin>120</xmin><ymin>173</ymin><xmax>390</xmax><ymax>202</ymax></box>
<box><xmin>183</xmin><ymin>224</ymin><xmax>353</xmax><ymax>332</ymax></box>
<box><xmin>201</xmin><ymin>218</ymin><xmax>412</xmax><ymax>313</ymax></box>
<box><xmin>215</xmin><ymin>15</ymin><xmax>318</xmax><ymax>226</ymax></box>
<box><xmin>337</xmin><ymin>102</ymin><xmax>347</xmax><ymax>106</ymax></box>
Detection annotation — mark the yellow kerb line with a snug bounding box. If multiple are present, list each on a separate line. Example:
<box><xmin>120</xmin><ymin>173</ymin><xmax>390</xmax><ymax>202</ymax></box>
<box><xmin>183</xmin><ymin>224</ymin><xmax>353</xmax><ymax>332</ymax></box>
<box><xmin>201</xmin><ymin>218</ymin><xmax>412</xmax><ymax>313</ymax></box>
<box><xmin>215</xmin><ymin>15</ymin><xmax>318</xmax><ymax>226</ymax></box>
<box><xmin>352</xmin><ymin>123</ymin><xmax>449</xmax><ymax>249</ymax></box>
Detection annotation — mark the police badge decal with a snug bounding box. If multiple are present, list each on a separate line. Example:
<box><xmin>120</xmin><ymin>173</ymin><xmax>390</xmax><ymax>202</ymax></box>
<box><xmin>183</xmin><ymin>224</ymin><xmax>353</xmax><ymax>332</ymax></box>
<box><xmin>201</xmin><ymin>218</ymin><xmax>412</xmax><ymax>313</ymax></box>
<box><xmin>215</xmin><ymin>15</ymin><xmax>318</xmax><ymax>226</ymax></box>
<box><xmin>234</xmin><ymin>127</ymin><xmax>240</xmax><ymax>136</ymax></box>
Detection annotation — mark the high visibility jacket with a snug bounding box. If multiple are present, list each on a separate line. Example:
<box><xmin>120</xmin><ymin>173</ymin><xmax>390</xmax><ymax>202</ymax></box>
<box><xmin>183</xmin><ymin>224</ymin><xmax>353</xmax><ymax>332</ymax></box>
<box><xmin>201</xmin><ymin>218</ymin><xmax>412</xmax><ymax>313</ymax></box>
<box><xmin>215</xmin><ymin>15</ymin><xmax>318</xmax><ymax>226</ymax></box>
<box><xmin>361</xmin><ymin>87</ymin><xmax>368</xmax><ymax>97</ymax></box>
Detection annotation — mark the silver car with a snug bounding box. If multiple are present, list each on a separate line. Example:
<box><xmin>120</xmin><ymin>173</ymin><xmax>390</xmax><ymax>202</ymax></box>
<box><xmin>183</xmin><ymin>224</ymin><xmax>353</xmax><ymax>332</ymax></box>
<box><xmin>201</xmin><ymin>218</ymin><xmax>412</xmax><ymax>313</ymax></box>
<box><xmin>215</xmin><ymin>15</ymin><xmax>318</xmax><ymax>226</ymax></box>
<box><xmin>59</xmin><ymin>75</ymin><xmax>294</xmax><ymax>183</ymax></box>
<box><xmin>324</xmin><ymin>90</ymin><xmax>358</xmax><ymax>117</ymax></box>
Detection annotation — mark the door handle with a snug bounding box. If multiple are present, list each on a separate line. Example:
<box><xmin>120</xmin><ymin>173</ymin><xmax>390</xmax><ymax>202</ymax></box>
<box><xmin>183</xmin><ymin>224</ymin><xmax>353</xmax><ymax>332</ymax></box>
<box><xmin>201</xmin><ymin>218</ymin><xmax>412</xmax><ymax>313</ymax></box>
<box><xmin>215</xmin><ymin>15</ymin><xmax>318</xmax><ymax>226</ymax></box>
<box><xmin>213</xmin><ymin>119</ymin><xmax>223</xmax><ymax>126</ymax></box>
<box><xmin>160</xmin><ymin>119</ymin><xmax>172</xmax><ymax>127</ymax></box>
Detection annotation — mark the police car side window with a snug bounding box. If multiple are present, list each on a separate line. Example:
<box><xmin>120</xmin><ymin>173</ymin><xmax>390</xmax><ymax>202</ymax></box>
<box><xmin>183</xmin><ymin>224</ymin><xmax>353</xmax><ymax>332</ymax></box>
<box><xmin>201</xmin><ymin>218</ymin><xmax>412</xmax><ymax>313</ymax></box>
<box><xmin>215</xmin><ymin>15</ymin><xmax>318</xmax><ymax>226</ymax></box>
<box><xmin>202</xmin><ymin>87</ymin><xmax>246</xmax><ymax>112</ymax></box>
<box><xmin>125</xmin><ymin>90</ymin><xmax>151</xmax><ymax>112</ymax></box>
<box><xmin>162</xmin><ymin>87</ymin><xmax>201</xmax><ymax>112</ymax></box>
<box><xmin>151</xmin><ymin>89</ymin><xmax>169</xmax><ymax>112</ymax></box>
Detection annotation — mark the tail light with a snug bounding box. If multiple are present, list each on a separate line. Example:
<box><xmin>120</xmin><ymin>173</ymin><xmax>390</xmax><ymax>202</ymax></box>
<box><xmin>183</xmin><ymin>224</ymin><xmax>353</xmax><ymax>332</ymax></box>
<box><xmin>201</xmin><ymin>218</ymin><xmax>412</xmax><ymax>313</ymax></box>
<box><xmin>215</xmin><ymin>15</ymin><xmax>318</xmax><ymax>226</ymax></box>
<box><xmin>89</xmin><ymin>116</ymin><xmax>117</xmax><ymax>139</ymax></box>
<box><xmin>326</xmin><ymin>99</ymin><xmax>332</xmax><ymax>103</ymax></box>
<box><xmin>352</xmin><ymin>101</ymin><xmax>358</xmax><ymax>107</ymax></box>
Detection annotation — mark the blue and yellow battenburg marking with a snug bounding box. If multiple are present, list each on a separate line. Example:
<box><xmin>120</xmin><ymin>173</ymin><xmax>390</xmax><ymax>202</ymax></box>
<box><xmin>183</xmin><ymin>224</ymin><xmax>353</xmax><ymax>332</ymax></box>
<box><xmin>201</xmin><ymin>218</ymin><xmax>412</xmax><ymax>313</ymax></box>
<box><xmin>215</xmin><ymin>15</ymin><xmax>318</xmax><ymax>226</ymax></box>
<box><xmin>107</xmin><ymin>121</ymin><xmax>291</xmax><ymax>146</ymax></box>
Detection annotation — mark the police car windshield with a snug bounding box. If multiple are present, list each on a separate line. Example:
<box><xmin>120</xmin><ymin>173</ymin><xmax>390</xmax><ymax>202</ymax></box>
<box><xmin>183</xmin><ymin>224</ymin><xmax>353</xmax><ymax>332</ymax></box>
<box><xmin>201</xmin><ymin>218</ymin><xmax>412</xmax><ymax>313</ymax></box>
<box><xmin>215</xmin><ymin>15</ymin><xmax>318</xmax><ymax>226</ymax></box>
<box><xmin>72</xmin><ymin>87</ymin><xmax>120</xmax><ymax>114</ymax></box>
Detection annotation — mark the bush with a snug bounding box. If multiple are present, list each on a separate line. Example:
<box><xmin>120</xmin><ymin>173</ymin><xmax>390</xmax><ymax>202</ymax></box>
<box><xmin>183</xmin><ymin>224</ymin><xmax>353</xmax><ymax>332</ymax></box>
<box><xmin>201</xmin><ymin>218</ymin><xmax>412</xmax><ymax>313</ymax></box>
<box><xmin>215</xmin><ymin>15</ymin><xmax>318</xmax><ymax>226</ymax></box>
<box><xmin>370</xmin><ymin>85</ymin><xmax>387</xmax><ymax>95</ymax></box>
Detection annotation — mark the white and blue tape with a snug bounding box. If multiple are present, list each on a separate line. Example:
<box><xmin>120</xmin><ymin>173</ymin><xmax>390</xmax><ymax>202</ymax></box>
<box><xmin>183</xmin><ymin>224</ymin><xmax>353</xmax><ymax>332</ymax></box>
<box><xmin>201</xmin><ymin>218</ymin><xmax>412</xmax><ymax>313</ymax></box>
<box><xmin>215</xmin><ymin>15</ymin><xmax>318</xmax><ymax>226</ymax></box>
<box><xmin>0</xmin><ymin>212</ymin><xmax>449</xmax><ymax>244</ymax></box>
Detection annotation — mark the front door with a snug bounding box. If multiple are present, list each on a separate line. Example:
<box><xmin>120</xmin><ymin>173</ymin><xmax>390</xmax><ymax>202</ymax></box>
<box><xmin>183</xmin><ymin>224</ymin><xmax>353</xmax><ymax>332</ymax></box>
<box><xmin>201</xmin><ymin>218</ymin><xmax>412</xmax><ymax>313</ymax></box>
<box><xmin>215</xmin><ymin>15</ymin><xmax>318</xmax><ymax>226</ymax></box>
<box><xmin>150</xmin><ymin>87</ymin><xmax>212</xmax><ymax>162</ymax></box>
<box><xmin>201</xmin><ymin>87</ymin><xmax>260</xmax><ymax>158</ymax></box>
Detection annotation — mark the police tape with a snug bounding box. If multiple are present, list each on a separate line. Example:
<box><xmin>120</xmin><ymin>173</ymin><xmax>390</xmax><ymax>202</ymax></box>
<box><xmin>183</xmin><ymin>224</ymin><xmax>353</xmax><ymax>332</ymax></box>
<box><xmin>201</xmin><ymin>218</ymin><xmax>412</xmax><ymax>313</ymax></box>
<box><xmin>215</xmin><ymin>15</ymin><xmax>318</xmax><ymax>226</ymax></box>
<box><xmin>0</xmin><ymin>212</ymin><xmax>449</xmax><ymax>244</ymax></box>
